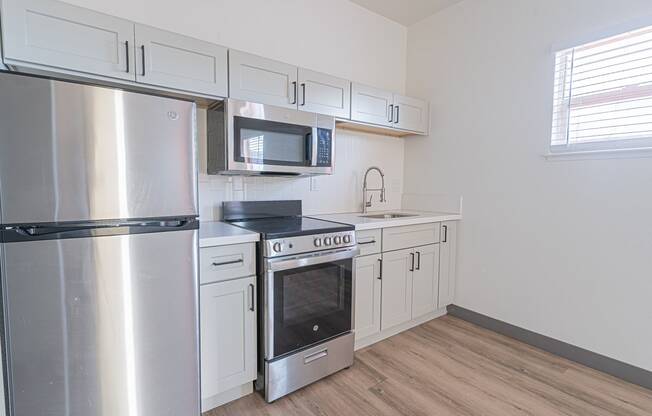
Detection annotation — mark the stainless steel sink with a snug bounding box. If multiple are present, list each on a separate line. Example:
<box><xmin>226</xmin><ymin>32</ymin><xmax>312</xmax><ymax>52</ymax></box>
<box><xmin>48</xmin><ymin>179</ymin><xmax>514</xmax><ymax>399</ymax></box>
<box><xmin>360</xmin><ymin>213</ymin><xmax>418</xmax><ymax>219</ymax></box>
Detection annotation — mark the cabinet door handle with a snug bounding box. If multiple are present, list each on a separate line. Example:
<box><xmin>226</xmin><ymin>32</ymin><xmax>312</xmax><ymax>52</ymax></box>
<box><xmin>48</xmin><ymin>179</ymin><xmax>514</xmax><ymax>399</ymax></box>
<box><xmin>248</xmin><ymin>283</ymin><xmax>255</xmax><ymax>312</ymax></box>
<box><xmin>409</xmin><ymin>252</ymin><xmax>415</xmax><ymax>272</ymax></box>
<box><xmin>125</xmin><ymin>41</ymin><xmax>130</xmax><ymax>73</ymax></box>
<box><xmin>358</xmin><ymin>239</ymin><xmax>376</xmax><ymax>245</ymax></box>
<box><xmin>212</xmin><ymin>259</ymin><xmax>243</xmax><ymax>267</ymax></box>
<box><xmin>301</xmin><ymin>83</ymin><xmax>306</xmax><ymax>106</ymax></box>
<box><xmin>395</xmin><ymin>105</ymin><xmax>400</xmax><ymax>124</ymax></box>
<box><xmin>291</xmin><ymin>81</ymin><xmax>297</xmax><ymax>104</ymax></box>
<box><xmin>140</xmin><ymin>45</ymin><xmax>146</xmax><ymax>76</ymax></box>
<box><xmin>377</xmin><ymin>258</ymin><xmax>383</xmax><ymax>280</ymax></box>
<box><xmin>442</xmin><ymin>225</ymin><xmax>448</xmax><ymax>243</ymax></box>
<box><xmin>388</xmin><ymin>104</ymin><xmax>394</xmax><ymax>123</ymax></box>
<box><xmin>416</xmin><ymin>251</ymin><xmax>421</xmax><ymax>270</ymax></box>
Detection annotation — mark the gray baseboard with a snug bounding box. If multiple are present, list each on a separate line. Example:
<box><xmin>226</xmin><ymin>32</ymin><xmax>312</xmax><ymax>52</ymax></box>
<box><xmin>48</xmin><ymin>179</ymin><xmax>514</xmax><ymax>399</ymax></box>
<box><xmin>447</xmin><ymin>305</ymin><xmax>652</xmax><ymax>391</ymax></box>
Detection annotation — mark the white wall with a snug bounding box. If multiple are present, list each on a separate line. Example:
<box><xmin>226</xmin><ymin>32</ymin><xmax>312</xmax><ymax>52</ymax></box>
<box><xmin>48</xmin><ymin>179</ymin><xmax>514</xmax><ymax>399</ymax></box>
<box><xmin>405</xmin><ymin>0</ymin><xmax>652</xmax><ymax>371</ymax></box>
<box><xmin>63</xmin><ymin>0</ymin><xmax>408</xmax><ymax>219</ymax></box>
<box><xmin>62</xmin><ymin>0</ymin><xmax>407</xmax><ymax>92</ymax></box>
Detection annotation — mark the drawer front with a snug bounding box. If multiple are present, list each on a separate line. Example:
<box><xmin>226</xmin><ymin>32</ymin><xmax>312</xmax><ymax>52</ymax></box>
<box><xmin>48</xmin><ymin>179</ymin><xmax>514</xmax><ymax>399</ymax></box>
<box><xmin>200</xmin><ymin>243</ymin><xmax>255</xmax><ymax>284</ymax></box>
<box><xmin>356</xmin><ymin>229</ymin><xmax>382</xmax><ymax>256</ymax></box>
<box><xmin>382</xmin><ymin>223</ymin><xmax>440</xmax><ymax>252</ymax></box>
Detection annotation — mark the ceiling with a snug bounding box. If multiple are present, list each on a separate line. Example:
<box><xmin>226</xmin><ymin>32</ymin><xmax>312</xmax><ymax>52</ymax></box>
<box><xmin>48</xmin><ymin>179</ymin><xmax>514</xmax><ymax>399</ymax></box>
<box><xmin>350</xmin><ymin>0</ymin><xmax>462</xmax><ymax>26</ymax></box>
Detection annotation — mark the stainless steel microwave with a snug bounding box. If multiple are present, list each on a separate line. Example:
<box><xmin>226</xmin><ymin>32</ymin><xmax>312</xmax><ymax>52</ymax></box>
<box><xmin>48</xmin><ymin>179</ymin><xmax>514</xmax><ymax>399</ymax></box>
<box><xmin>207</xmin><ymin>99</ymin><xmax>335</xmax><ymax>176</ymax></box>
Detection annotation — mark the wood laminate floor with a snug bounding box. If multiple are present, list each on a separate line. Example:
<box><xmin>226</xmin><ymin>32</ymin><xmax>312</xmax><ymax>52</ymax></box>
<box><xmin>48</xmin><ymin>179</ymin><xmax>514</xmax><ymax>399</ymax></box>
<box><xmin>205</xmin><ymin>316</ymin><xmax>652</xmax><ymax>416</ymax></box>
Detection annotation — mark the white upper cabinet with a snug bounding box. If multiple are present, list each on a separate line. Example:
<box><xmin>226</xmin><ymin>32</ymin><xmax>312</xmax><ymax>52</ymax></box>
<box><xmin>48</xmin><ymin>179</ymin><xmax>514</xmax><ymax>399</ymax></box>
<box><xmin>229</xmin><ymin>50</ymin><xmax>298</xmax><ymax>109</ymax></box>
<box><xmin>1</xmin><ymin>0</ymin><xmax>135</xmax><ymax>80</ymax></box>
<box><xmin>351</xmin><ymin>82</ymin><xmax>394</xmax><ymax>127</ymax></box>
<box><xmin>135</xmin><ymin>24</ymin><xmax>227</xmax><ymax>97</ymax></box>
<box><xmin>350</xmin><ymin>82</ymin><xmax>430</xmax><ymax>134</ymax></box>
<box><xmin>393</xmin><ymin>94</ymin><xmax>429</xmax><ymax>134</ymax></box>
<box><xmin>411</xmin><ymin>244</ymin><xmax>440</xmax><ymax>318</ymax></box>
<box><xmin>298</xmin><ymin>68</ymin><xmax>350</xmax><ymax>118</ymax></box>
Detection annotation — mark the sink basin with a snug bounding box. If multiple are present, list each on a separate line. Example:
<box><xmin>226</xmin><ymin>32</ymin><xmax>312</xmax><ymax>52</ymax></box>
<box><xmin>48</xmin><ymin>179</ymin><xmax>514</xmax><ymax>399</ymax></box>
<box><xmin>360</xmin><ymin>213</ymin><xmax>418</xmax><ymax>219</ymax></box>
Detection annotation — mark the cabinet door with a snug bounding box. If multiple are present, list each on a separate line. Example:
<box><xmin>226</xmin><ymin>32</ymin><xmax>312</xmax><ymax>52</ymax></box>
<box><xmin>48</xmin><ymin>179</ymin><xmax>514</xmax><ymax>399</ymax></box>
<box><xmin>393</xmin><ymin>94</ymin><xmax>429</xmax><ymax>133</ymax></box>
<box><xmin>412</xmin><ymin>244</ymin><xmax>440</xmax><ymax>318</ymax></box>
<box><xmin>1</xmin><ymin>0</ymin><xmax>135</xmax><ymax>81</ymax></box>
<box><xmin>381</xmin><ymin>248</ymin><xmax>413</xmax><ymax>330</ymax></box>
<box><xmin>354</xmin><ymin>255</ymin><xmax>382</xmax><ymax>341</ymax></box>
<box><xmin>438</xmin><ymin>221</ymin><xmax>458</xmax><ymax>308</ymax></box>
<box><xmin>200</xmin><ymin>277</ymin><xmax>256</xmax><ymax>409</ymax></box>
<box><xmin>298</xmin><ymin>68</ymin><xmax>350</xmax><ymax>118</ymax></box>
<box><xmin>350</xmin><ymin>82</ymin><xmax>393</xmax><ymax>126</ymax></box>
<box><xmin>135</xmin><ymin>24</ymin><xmax>227</xmax><ymax>97</ymax></box>
<box><xmin>229</xmin><ymin>50</ymin><xmax>298</xmax><ymax>109</ymax></box>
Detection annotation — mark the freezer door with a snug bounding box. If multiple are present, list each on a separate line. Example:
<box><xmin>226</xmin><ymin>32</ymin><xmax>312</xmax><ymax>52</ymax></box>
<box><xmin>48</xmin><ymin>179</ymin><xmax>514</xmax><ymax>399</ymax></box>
<box><xmin>1</xmin><ymin>230</ymin><xmax>200</xmax><ymax>416</ymax></box>
<box><xmin>0</xmin><ymin>72</ymin><xmax>197</xmax><ymax>225</ymax></box>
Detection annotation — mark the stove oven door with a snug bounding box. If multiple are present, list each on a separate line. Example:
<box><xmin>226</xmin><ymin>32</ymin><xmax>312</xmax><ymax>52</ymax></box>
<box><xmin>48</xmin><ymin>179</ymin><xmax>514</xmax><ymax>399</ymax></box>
<box><xmin>264</xmin><ymin>247</ymin><xmax>356</xmax><ymax>360</ymax></box>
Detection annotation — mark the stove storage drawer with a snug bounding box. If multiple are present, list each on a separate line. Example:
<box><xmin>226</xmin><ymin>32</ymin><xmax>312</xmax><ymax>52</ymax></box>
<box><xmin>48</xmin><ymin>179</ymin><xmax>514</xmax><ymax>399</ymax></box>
<box><xmin>382</xmin><ymin>223</ymin><xmax>440</xmax><ymax>253</ymax></box>
<box><xmin>200</xmin><ymin>243</ymin><xmax>256</xmax><ymax>284</ymax></box>
<box><xmin>356</xmin><ymin>229</ymin><xmax>382</xmax><ymax>256</ymax></box>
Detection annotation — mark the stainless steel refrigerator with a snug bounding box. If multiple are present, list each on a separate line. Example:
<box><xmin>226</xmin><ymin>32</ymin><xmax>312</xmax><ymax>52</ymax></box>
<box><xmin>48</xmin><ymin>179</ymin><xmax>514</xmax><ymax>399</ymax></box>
<box><xmin>0</xmin><ymin>72</ymin><xmax>200</xmax><ymax>416</ymax></box>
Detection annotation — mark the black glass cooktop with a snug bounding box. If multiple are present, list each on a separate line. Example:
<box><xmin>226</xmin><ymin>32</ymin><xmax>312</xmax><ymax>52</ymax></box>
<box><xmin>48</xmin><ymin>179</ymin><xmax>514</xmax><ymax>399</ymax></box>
<box><xmin>229</xmin><ymin>216</ymin><xmax>353</xmax><ymax>239</ymax></box>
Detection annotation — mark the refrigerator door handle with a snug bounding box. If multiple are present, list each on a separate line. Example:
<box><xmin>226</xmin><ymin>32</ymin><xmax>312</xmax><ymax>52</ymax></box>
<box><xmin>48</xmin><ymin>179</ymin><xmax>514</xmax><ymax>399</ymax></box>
<box><xmin>8</xmin><ymin>218</ymin><xmax>198</xmax><ymax>238</ymax></box>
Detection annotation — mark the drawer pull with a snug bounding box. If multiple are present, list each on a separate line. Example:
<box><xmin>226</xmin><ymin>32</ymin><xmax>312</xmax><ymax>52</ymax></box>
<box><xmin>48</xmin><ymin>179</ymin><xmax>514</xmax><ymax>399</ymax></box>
<box><xmin>358</xmin><ymin>240</ymin><xmax>376</xmax><ymax>245</ymax></box>
<box><xmin>304</xmin><ymin>349</ymin><xmax>328</xmax><ymax>364</ymax></box>
<box><xmin>212</xmin><ymin>259</ymin><xmax>244</xmax><ymax>267</ymax></box>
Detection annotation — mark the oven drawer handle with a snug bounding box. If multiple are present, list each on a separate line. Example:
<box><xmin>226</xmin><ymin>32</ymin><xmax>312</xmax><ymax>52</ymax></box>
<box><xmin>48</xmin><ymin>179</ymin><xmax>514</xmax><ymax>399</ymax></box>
<box><xmin>212</xmin><ymin>259</ymin><xmax>244</xmax><ymax>267</ymax></box>
<box><xmin>304</xmin><ymin>348</ymin><xmax>328</xmax><ymax>364</ymax></box>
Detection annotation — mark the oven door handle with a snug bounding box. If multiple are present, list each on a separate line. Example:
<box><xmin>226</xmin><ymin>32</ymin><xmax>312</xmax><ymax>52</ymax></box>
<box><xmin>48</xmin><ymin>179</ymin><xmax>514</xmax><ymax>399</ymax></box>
<box><xmin>266</xmin><ymin>246</ymin><xmax>360</xmax><ymax>272</ymax></box>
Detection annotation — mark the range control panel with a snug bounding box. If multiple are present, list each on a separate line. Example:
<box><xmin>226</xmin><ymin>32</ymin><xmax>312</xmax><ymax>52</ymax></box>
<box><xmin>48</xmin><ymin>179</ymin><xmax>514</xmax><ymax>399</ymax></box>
<box><xmin>264</xmin><ymin>230</ymin><xmax>356</xmax><ymax>258</ymax></box>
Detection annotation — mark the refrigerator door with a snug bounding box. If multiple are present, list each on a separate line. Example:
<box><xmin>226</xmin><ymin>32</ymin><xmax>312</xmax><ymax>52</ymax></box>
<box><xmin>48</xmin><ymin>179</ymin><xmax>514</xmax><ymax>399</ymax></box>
<box><xmin>0</xmin><ymin>72</ymin><xmax>197</xmax><ymax>225</ymax></box>
<box><xmin>1</xmin><ymin>229</ymin><xmax>200</xmax><ymax>416</ymax></box>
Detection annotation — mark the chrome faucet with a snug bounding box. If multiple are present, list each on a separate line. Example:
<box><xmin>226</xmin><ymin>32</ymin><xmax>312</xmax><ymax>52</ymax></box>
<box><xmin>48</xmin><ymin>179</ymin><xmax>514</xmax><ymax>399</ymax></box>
<box><xmin>362</xmin><ymin>166</ymin><xmax>386</xmax><ymax>213</ymax></box>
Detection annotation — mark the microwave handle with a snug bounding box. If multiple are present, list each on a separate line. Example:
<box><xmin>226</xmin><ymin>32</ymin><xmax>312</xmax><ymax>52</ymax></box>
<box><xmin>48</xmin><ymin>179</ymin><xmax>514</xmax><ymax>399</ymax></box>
<box><xmin>309</xmin><ymin>127</ymin><xmax>319</xmax><ymax>166</ymax></box>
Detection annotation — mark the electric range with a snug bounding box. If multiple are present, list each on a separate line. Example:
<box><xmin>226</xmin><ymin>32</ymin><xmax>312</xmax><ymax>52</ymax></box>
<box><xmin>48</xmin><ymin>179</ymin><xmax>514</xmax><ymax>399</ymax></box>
<box><xmin>223</xmin><ymin>200</ymin><xmax>358</xmax><ymax>402</ymax></box>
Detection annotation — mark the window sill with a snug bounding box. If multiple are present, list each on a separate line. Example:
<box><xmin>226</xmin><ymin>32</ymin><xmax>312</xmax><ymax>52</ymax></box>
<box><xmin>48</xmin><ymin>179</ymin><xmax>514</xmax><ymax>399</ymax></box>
<box><xmin>544</xmin><ymin>146</ymin><xmax>652</xmax><ymax>161</ymax></box>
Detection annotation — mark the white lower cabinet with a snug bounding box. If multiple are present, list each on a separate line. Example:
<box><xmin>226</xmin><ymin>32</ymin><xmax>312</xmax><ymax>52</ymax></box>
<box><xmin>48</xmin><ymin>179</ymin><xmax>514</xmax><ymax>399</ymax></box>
<box><xmin>200</xmin><ymin>276</ymin><xmax>257</xmax><ymax>412</ymax></box>
<box><xmin>380</xmin><ymin>248</ymin><xmax>414</xmax><ymax>330</ymax></box>
<box><xmin>354</xmin><ymin>222</ymin><xmax>456</xmax><ymax>349</ymax></box>
<box><xmin>411</xmin><ymin>244</ymin><xmax>440</xmax><ymax>318</ymax></box>
<box><xmin>438</xmin><ymin>221</ymin><xmax>457</xmax><ymax>308</ymax></box>
<box><xmin>354</xmin><ymin>254</ymin><xmax>382</xmax><ymax>341</ymax></box>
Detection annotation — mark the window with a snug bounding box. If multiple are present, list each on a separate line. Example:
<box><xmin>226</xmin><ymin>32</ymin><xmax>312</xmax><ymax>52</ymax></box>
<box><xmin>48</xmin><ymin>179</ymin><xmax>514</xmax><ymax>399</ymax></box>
<box><xmin>551</xmin><ymin>25</ymin><xmax>652</xmax><ymax>153</ymax></box>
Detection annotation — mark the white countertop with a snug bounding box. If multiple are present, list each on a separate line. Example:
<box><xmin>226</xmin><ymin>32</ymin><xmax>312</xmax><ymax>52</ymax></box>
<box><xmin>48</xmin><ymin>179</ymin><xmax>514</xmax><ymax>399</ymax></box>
<box><xmin>199</xmin><ymin>221</ymin><xmax>259</xmax><ymax>248</ymax></box>
<box><xmin>311</xmin><ymin>210</ymin><xmax>461</xmax><ymax>231</ymax></box>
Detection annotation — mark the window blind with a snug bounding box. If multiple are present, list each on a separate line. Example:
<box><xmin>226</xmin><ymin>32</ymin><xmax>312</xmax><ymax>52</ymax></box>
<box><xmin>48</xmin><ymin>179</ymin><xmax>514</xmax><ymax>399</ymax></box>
<box><xmin>551</xmin><ymin>25</ymin><xmax>652</xmax><ymax>151</ymax></box>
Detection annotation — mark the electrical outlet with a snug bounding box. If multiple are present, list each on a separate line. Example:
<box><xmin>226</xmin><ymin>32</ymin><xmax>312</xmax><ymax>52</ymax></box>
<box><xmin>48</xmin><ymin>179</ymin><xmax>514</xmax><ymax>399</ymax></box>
<box><xmin>310</xmin><ymin>176</ymin><xmax>319</xmax><ymax>191</ymax></box>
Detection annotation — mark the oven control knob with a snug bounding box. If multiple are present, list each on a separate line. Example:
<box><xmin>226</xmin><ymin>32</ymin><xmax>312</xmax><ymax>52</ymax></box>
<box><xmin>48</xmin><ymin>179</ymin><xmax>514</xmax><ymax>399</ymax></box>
<box><xmin>334</xmin><ymin>236</ymin><xmax>342</xmax><ymax>245</ymax></box>
<box><xmin>314</xmin><ymin>238</ymin><xmax>322</xmax><ymax>247</ymax></box>
<box><xmin>324</xmin><ymin>237</ymin><xmax>332</xmax><ymax>246</ymax></box>
<box><xmin>273</xmin><ymin>242</ymin><xmax>283</xmax><ymax>253</ymax></box>
<box><xmin>343</xmin><ymin>235</ymin><xmax>351</xmax><ymax>244</ymax></box>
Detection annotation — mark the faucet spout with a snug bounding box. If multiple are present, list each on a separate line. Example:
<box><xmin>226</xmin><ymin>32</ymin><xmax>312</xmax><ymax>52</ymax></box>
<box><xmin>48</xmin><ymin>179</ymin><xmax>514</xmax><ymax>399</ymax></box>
<box><xmin>362</xmin><ymin>166</ymin><xmax>386</xmax><ymax>213</ymax></box>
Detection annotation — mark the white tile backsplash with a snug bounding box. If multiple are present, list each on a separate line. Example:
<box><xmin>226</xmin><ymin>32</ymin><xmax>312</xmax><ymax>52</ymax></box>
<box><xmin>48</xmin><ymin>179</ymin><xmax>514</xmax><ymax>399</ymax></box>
<box><xmin>197</xmin><ymin>108</ymin><xmax>405</xmax><ymax>221</ymax></box>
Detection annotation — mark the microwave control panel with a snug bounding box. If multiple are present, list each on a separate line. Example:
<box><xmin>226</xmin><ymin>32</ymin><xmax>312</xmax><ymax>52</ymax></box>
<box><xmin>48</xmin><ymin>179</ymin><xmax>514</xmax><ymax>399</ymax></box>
<box><xmin>316</xmin><ymin>129</ymin><xmax>332</xmax><ymax>167</ymax></box>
